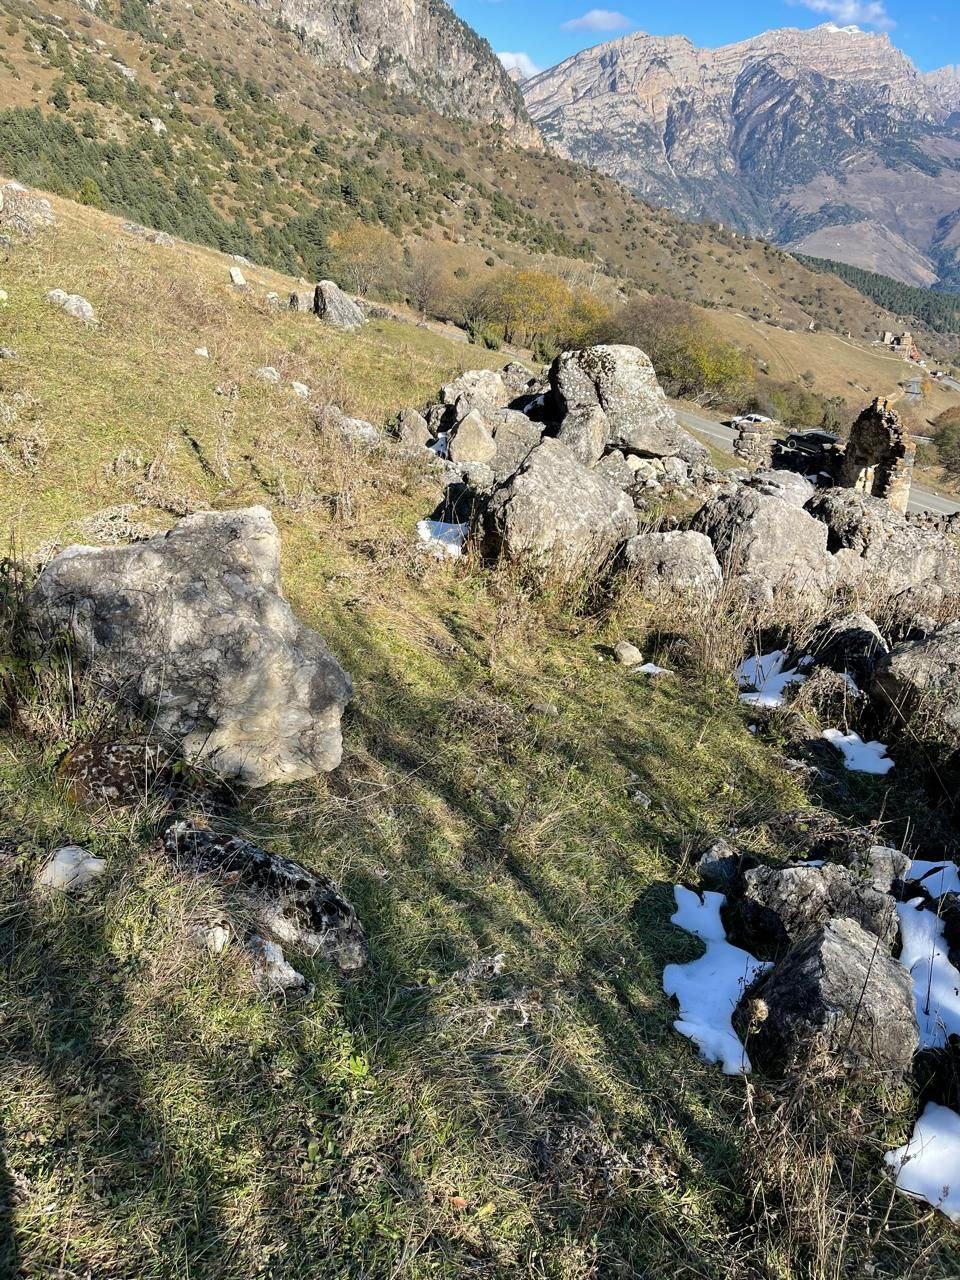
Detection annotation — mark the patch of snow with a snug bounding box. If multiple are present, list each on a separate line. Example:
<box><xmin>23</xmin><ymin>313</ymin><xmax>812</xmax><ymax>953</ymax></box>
<box><xmin>736</xmin><ymin>650</ymin><xmax>805</xmax><ymax>708</ymax></box>
<box><xmin>663</xmin><ymin>886</ymin><xmax>771</xmax><ymax>1075</ymax></box>
<box><xmin>907</xmin><ymin>859</ymin><xmax>960</xmax><ymax>898</ymax></box>
<box><xmin>896</xmin><ymin>897</ymin><xmax>960</xmax><ymax>1049</ymax></box>
<box><xmin>427</xmin><ymin>431</ymin><xmax>450</xmax><ymax>458</ymax></box>
<box><xmin>886</xmin><ymin>1103</ymin><xmax>960</xmax><ymax>1222</ymax></box>
<box><xmin>635</xmin><ymin>662</ymin><xmax>673</xmax><ymax>677</ymax></box>
<box><xmin>822</xmin><ymin>729</ymin><xmax>893</xmax><ymax>775</ymax></box>
<box><xmin>417</xmin><ymin>519</ymin><xmax>468</xmax><ymax>559</ymax></box>
<box><xmin>37</xmin><ymin>845</ymin><xmax>106</xmax><ymax>891</ymax></box>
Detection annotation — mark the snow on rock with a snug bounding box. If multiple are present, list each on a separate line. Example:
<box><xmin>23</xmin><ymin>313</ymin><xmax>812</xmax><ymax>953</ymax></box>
<box><xmin>897</xmin><ymin>898</ymin><xmax>960</xmax><ymax>1049</ymax></box>
<box><xmin>821</xmin><ymin>729</ymin><xmax>894</xmax><ymax>775</ymax></box>
<box><xmin>886</xmin><ymin>1103</ymin><xmax>960</xmax><ymax>1223</ymax></box>
<box><xmin>417</xmin><ymin>519</ymin><xmax>468</xmax><ymax>559</ymax></box>
<box><xmin>736</xmin><ymin>650</ymin><xmax>805</xmax><ymax>708</ymax></box>
<box><xmin>663</xmin><ymin>885</ymin><xmax>770</xmax><ymax>1075</ymax></box>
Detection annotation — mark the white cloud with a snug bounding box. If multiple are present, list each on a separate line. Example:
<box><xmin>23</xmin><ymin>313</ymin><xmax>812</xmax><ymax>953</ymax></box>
<box><xmin>497</xmin><ymin>51</ymin><xmax>542</xmax><ymax>78</ymax></box>
<box><xmin>792</xmin><ymin>0</ymin><xmax>895</xmax><ymax>31</ymax></box>
<box><xmin>561</xmin><ymin>9</ymin><xmax>634</xmax><ymax>33</ymax></box>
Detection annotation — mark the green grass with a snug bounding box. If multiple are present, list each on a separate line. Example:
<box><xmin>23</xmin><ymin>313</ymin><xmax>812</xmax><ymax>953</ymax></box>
<box><xmin>0</xmin><ymin>190</ymin><xmax>959</xmax><ymax>1279</ymax></box>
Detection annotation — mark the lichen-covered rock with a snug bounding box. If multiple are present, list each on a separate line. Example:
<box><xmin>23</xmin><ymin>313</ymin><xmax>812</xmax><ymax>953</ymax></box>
<box><xmin>314</xmin><ymin>281</ymin><xmax>365</xmax><ymax>330</ymax></box>
<box><xmin>729</xmin><ymin>862</ymin><xmax>900</xmax><ymax>955</ymax></box>
<box><xmin>490</xmin><ymin>410</ymin><xmax>542</xmax><ymax>481</ymax></box>
<box><xmin>692</xmin><ymin>483</ymin><xmax>836</xmax><ymax>611</ymax></box>
<box><xmin>439</xmin><ymin>368</ymin><xmax>513</xmax><ymax>419</ymax></box>
<box><xmin>738</xmin><ymin>917</ymin><xmax>918</xmax><ymax>1073</ymax></box>
<box><xmin>395</xmin><ymin>407</ymin><xmax>431</xmax><ymax>448</ymax></box>
<box><xmin>484</xmin><ymin>438</ymin><xmax>637</xmax><ymax>581</ymax></box>
<box><xmin>556</xmin><ymin>406</ymin><xmax>608</xmax><ymax>465</ymax></box>
<box><xmin>29</xmin><ymin>507</ymin><xmax>353</xmax><ymax>787</ymax></box>
<box><xmin>750</xmin><ymin>469</ymin><xmax>815</xmax><ymax>507</ymax></box>
<box><xmin>59</xmin><ymin>741</ymin><xmax>173</xmax><ymax>808</ymax></box>
<box><xmin>548</xmin><ymin>345</ymin><xmax>706</xmax><ymax>461</ymax></box>
<box><xmin>163</xmin><ymin>821</ymin><xmax>368</xmax><ymax>972</ymax></box>
<box><xmin>623</xmin><ymin>530</ymin><xmax>722</xmax><ymax>602</ymax></box>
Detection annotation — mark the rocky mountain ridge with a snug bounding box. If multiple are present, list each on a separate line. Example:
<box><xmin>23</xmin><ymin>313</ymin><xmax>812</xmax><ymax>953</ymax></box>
<box><xmin>245</xmin><ymin>0</ymin><xmax>541</xmax><ymax>145</ymax></box>
<box><xmin>523</xmin><ymin>24</ymin><xmax>960</xmax><ymax>289</ymax></box>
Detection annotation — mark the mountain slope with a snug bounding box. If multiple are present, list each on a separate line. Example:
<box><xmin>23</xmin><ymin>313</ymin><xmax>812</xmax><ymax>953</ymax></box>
<box><xmin>0</xmin><ymin>0</ymin><xmax>925</xmax><ymax>351</ymax></box>
<box><xmin>523</xmin><ymin>24</ymin><xmax>960</xmax><ymax>290</ymax></box>
<box><xmin>245</xmin><ymin>0</ymin><xmax>541</xmax><ymax>145</ymax></box>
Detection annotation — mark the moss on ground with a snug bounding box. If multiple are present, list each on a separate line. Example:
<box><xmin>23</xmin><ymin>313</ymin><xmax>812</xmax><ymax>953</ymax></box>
<box><xmin>0</xmin><ymin>193</ymin><xmax>957</xmax><ymax>1279</ymax></box>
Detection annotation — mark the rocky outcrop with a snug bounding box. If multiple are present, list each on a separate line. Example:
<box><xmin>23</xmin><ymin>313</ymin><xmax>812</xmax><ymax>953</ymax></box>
<box><xmin>484</xmin><ymin>439</ymin><xmax>637</xmax><ymax>581</ymax></box>
<box><xmin>549</xmin><ymin>346</ymin><xmax>705</xmax><ymax>462</ymax></box>
<box><xmin>244</xmin><ymin>0</ymin><xmax>540</xmax><ymax>146</ymax></box>
<box><xmin>163</xmin><ymin>822</ymin><xmax>367</xmax><ymax>972</ymax></box>
<box><xmin>0</xmin><ymin>180</ymin><xmax>55</xmax><ymax>237</ymax></box>
<box><xmin>739</xmin><ymin>917</ymin><xmax>919</xmax><ymax>1073</ymax></box>
<box><xmin>805</xmin><ymin>488</ymin><xmax>960</xmax><ymax>608</ymax></box>
<box><xmin>29</xmin><ymin>508</ymin><xmax>353</xmax><ymax>787</ymax></box>
<box><xmin>802</xmin><ymin>613</ymin><xmax>889</xmax><ymax>686</ymax></box>
<box><xmin>623</xmin><ymin>530</ymin><xmax>722</xmax><ymax>602</ymax></box>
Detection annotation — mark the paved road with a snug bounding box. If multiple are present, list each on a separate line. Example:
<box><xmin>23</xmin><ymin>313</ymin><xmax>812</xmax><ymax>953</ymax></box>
<box><xmin>675</xmin><ymin>409</ymin><xmax>960</xmax><ymax>518</ymax></box>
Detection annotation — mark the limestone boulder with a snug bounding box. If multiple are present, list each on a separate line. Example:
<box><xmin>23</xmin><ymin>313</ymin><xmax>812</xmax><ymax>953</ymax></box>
<box><xmin>46</xmin><ymin>289</ymin><xmax>95</xmax><ymax>324</ymax></box>
<box><xmin>489</xmin><ymin>410</ymin><xmax>542</xmax><ymax>481</ymax></box>
<box><xmin>440</xmin><ymin>368</ymin><xmax>512</xmax><ymax>419</ymax></box>
<box><xmin>623</xmin><ymin>530</ymin><xmax>722</xmax><ymax>603</ymax></box>
<box><xmin>548</xmin><ymin>345</ymin><xmax>706</xmax><ymax>461</ymax></box>
<box><xmin>449</xmin><ymin>409</ymin><xmax>497</xmax><ymax>465</ymax></box>
<box><xmin>738</xmin><ymin>917</ymin><xmax>918</xmax><ymax>1073</ymax></box>
<box><xmin>314</xmin><ymin>281</ymin><xmax>365</xmax><ymax>330</ymax></box>
<box><xmin>802</xmin><ymin>613</ymin><xmax>889</xmax><ymax>687</ymax></box>
<box><xmin>556</xmin><ymin>406</ymin><xmax>608</xmax><ymax>465</ymax></box>
<box><xmin>692</xmin><ymin>483</ymin><xmax>837</xmax><ymax>611</ymax></box>
<box><xmin>29</xmin><ymin>508</ymin><xmax>353</xmax><ymax>787</ymax></box>
<box><xmin>0</xmin><ymin>181</ymin><xmax>54</xmax><ymax>237</ymax></box>
<box><xmin>484</xmin><ymin>439</ymin><xmax>637</xmax><ymax>581</ymax></box>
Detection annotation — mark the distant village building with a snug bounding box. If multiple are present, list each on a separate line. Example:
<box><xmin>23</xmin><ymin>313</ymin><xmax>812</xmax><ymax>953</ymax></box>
<box><xmin>879</xmin><ymin>330</ymin><xmax>922</xmax><ymax>362</ymax></box>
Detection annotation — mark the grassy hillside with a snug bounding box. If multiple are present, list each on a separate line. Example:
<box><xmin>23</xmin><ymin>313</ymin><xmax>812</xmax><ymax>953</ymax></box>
<box><xmin>0</xmin><ymin>0</ymin><xmax>936</xmax><ymax>352</ymax></box>
<box><xmin>1</xmin><ymin>186</ymin><xmax>959</xmax><ymax>1280</ymax></box>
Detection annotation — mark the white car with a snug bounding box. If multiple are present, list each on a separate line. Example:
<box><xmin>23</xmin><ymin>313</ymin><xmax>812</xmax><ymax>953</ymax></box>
<box><xmin>730</xmin><ymin>413</ymin><xmax>773</xmax><ymax>427</ymax></box>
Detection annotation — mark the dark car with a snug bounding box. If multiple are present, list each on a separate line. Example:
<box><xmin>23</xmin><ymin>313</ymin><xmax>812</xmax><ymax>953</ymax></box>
<box><xmin>773</xmin><ymin>429</ymin><xmax>841</xmax><ymax>480</ymax></box>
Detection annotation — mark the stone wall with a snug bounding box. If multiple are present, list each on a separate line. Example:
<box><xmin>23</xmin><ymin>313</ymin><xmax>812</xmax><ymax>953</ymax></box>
<box><xmin>837</xmin><ymin>399</ymin><xmax>915</xmax><ymax>515</ymax></box>
<box><xmin>733</xmin><ymin>419</ymin><xmax>776</xmax><ymax>471</ymax></box>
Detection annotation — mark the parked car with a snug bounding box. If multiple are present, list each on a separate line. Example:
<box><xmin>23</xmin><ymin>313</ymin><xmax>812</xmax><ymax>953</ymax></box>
<box><xmin>773</xmin><ymin>429</ymin><xmax>840</xmax><ymax>481</ymax></box>
<box><xmin>730</xmin><ymin>413</ymin><xmax>774</xmax><ymax>428</ymax></box>
<box><xmin>780</xmin><ymin>429</ymin><xmax>841</xmax><ymax>458</ymax></box>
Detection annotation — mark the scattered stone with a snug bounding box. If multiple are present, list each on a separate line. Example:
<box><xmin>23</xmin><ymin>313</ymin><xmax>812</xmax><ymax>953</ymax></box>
<box><xmin>291</xmin><ymin>381</ymin><xmax>310</xmax><ymax>399</ymax></box>
<box><xmin>738</xmin><ymin>917</ymin><xmax>918</xmax><ymax>1073</ymax></box>
<box><xmin>614</xmin><ymin>640</ymin><xmax>643</xmax><ymax>667</ymax></box>
<box><xmin>314</xmin><ymin>280</ymin><xmax>365</xmax><ymax>330</ymax></box>
<box><xmin>0</xmin><ymin>347</ymin><xmax>16</xmax><ymax>360</ymax></box>
<box><xmin>248</xmin><ymin>936</ymin><xmax>306</xmax><ymax>994</ymax></box>
<box><xmin>163</xmin><ymin>821</ymin><xmax>367</xmax><ymax>972</ymax></box>
<box><xmin>30</xmin><ymin>508</ymin><xmax>353</xmax><ymax>787</ymax></box>
<box><xmin>692</xmin><ymin>483</ymin><xmax>836</xmax><ymax>612</ymax></box>
<box><xmin>0</xmin><ymin>181</ymin><xmax>55</xmax><ymax>237</ymax></box>
<box><xmin>229</xmin><ymin>266</ymin><xmax>247</xmax><ymax>288</ymax></box>
<box><xmin>289</xmin><ymin>289</ymin><xmax>314</xmax><ymax>312</ymax></box>
<box><xmin>695</xmin><ymin>838</ymin><xmax>752</xmax><ymax>895</ymax></box>
<box><xmin>871</xmin><ymin>625</ymin><xmax>960</xmax><ymax>740</ymax></box>
<box><xmin>484</xmin><ymin>438</ymin><xmax>637</xmax><ymax>582</ymax></box>
<box><xmin>255</xmin><ymin>366</ymin><xmax>280</xmax><ymax>384</ymax></box>
<box><xmin>37</xmin><ymin>845</ymin><xmax>106</xmax><ymax>892</ymax></box>
<box><xmin>194</xmin><ymin>346</ymin><xmax>209</xmax><ymax>359</ymax></box>
<box><xmin>46</xmin><ymin>289</ymin><xmax>95</xmax><ymax>324</ymax></box>
<box><xmin>623</xmin><ymin>530</ymin><xmax>722</xmax><ymax>603</ymax></box>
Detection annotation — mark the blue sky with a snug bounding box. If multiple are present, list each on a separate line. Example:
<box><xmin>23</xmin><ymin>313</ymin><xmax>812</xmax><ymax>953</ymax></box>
<box><xmin>450</xmin><ymin>0</ymin><xmax>957</xmax><ymax>75</ymax></box>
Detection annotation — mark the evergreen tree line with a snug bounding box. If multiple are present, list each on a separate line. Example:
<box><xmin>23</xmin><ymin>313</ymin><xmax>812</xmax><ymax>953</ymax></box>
<box><xmin>796</xmin><ymin>254</ymin><xmax>960</xmax><ymax>334</ymax></box>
